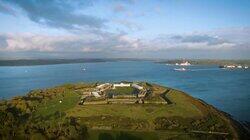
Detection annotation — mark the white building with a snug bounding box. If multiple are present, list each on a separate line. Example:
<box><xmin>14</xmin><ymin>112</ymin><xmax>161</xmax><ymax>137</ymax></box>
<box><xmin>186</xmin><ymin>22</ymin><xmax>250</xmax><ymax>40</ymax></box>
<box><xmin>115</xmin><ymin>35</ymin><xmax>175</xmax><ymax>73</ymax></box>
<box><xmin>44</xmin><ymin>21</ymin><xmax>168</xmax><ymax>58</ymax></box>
<box><xmin>113</xmin><ymin>83</ymin><xmax>131</xmax><ymax>89</ymax></box>
<box><xmin>179</xmin><ymin>61</ymin><xmax>191</xmax><ymax>66</ymax></box>
<box><xmin>132</xmin><ymin>84</ymin><xmax>143</xmax><ymax>90</ymax></box>
<box><xmin>96</xmin><ymin>83</ymin><xmax>111</xmax><ymax>89</ymax></box>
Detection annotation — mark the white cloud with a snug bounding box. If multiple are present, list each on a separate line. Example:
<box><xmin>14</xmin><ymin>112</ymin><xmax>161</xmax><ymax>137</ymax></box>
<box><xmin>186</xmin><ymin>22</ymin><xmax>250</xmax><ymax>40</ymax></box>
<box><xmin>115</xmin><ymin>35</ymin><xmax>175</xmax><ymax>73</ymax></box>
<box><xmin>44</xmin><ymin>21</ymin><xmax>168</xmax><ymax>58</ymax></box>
<box><xmin>0</xmin><ymin>27</ymin><xmax>249</xmax><ymax>58</ymax></box>
<box><xmin>1</xmin><ymin>0</ymin><xmax>106</xmax><ymax>30</ymax></box>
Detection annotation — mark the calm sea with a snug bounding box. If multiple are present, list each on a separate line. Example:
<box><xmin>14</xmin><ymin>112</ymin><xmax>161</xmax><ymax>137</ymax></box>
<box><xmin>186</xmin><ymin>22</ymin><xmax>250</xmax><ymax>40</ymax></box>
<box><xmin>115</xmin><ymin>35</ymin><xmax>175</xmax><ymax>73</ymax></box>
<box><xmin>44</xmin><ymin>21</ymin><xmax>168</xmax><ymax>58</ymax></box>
<box><xmin>0</xmin><ymin>61</ymin><xmax>249</xmax><ymax>122</ymax></box>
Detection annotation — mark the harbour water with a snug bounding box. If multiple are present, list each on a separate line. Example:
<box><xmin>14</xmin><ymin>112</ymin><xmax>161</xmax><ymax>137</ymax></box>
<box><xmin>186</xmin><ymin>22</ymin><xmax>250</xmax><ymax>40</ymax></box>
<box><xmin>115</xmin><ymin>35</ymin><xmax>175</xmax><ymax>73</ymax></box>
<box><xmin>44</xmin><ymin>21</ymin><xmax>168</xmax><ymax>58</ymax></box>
<box><xmin>0</xmin><ymin>61</ymin><xmax>249</xmax><ymax>122</ymax></box>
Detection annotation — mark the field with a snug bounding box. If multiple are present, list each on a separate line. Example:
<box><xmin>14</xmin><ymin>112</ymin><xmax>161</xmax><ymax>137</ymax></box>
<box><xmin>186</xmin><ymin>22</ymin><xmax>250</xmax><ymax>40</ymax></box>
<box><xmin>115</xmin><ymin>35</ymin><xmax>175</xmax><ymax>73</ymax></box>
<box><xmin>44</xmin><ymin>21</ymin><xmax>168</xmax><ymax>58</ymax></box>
<box><xmin>106</xmin><ymin>87</ymin><xmax>138</xmax><ymax>96</ymax></box>
<box><xmin>34</xmin><ymin>90</ymin><xmax>80</xmax><ymax>119</ymax></box>
<box><xmin>66</xmin><ymin>90</ymin><xmax>203</xmax><ymax>120</ymax></box>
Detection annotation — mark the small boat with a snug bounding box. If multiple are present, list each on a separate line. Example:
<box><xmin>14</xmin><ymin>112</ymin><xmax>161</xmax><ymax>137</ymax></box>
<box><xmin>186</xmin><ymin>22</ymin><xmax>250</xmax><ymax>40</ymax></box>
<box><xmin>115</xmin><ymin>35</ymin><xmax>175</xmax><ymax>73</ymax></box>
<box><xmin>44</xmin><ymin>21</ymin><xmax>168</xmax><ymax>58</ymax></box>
<box><xmin>226</xmin><ymin>65</ymin><xmax>236</xmax><ymax>68</ymax></box>
<box><xmin>179</xmin><ymin>61</ymin><xmax>191</xmax><ymax>66</ymax></box>
<box><xmin>174</xmin><ymin>68</ymin><xmax>186</xmax><ymax>71</ymax></box>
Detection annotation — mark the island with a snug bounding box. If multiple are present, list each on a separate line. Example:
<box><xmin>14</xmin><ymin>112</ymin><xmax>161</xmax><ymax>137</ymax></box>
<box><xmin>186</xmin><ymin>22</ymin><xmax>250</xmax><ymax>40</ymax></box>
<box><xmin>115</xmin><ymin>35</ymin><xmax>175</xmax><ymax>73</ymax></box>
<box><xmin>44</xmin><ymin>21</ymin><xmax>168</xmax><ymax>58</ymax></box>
<box><xmin>0</xmin><ymin>82</ymin><xmax>248</xmax><ymax>140</ymax></box>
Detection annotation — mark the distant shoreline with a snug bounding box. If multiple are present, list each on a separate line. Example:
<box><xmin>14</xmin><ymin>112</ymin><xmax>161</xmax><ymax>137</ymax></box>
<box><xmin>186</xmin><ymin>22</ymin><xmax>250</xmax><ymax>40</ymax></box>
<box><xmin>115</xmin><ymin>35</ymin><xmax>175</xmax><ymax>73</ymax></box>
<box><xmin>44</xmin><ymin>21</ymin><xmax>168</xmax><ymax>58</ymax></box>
<box><xmin>0</xmin><ymin>58</ymin><xmax>153</xmax><ymax>66</ymax></box>
<box><xmin>0</xmin><ymin>58</ymin><xmax>111</xmax><ymax>66</ymax></box>
<box><xmin>0</xmin><ymin>58</ymin><xmax>250</xmax><ymax>66</ymax></box>
<box><xmin>156</xmin><ymin>59</ymin><xmax>250</xmax><ymax>66</ymax></box>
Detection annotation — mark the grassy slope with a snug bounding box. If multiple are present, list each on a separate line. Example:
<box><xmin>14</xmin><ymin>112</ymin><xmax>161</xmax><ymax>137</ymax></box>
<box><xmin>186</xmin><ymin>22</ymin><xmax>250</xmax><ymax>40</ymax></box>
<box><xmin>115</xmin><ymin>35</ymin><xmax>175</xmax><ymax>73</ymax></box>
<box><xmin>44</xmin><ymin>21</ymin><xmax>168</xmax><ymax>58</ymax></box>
<box><xmin>34</xmin><ymin>90</ymin><xmax>80</xmax><ymax>119</ymax></box>
<box><xmin>66</xmin><ymin>90</ymin><xmax>202</xmax><ymax>120</ymax></box>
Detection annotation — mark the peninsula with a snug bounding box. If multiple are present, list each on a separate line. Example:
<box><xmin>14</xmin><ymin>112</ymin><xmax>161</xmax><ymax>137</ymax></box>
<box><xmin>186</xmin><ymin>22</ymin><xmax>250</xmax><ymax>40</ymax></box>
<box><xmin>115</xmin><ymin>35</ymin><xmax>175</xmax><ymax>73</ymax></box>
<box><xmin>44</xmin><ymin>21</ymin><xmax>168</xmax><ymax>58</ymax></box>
<box><xmin>0</xmin><ymin>82</ymin><xmax>248</xmax><ymax>139</ymax></box>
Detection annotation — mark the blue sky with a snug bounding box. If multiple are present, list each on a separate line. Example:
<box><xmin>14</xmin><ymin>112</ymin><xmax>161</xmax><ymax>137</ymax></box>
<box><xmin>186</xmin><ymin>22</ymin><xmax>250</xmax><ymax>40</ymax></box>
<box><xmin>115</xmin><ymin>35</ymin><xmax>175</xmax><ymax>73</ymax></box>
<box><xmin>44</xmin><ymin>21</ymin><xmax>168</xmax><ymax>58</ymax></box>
<box><xmin>0</xmin><ymin>0</ymin><xmax>250</xmax><ymax>59</ymax></box>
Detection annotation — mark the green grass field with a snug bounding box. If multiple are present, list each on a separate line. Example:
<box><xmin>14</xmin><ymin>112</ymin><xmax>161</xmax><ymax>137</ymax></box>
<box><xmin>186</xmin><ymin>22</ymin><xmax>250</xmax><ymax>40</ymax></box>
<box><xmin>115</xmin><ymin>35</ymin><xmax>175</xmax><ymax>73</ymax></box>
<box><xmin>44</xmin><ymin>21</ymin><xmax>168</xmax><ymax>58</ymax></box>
<box><xmin>106</xmin><ymin>87</ymin><xmax>138</xmax><ymax>96</ymax></box>
<box><xmin>34</xmin><ymin>91</ymin><xmax>80</xmax><ymax>119</ymax></box>
<box><xmin>67</xmin><ymin>89</ymin><xmax>203</xmax><ymax>120</ymax></box>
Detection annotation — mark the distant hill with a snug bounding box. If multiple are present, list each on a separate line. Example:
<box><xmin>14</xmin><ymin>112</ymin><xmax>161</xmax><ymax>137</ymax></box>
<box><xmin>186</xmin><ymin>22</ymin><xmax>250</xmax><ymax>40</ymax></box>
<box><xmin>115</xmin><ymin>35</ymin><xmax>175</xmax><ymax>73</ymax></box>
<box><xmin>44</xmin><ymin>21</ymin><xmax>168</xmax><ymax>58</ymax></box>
<box><xmin>0</xmin><ymin>82</ymin><xmax>248</xmax><ymax>139</ymax></box>
<box><xmin>0</xmin><ymin>58</ymin><xmax>153</xmax><ymax>66</ymax></box>
<box><xmin>0</xmin><ymin>58</ymin><xmax>110</xmax><ymax>66</ymax></box>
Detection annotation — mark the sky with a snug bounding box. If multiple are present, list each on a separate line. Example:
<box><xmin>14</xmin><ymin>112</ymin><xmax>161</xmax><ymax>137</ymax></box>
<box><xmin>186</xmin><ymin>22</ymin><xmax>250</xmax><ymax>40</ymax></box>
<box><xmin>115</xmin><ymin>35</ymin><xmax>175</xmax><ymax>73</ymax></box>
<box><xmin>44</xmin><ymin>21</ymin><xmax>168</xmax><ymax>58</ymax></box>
<box><xmin>0</xmin><ymin>0</ymin><xmax>250</xmax><ymax>59</ymax></box>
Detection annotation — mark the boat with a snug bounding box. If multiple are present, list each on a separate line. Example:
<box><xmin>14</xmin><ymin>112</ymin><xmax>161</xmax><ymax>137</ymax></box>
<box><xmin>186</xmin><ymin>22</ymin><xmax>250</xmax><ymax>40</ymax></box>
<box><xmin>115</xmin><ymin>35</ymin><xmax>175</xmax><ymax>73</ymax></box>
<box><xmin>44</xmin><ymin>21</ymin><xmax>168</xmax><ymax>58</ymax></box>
<box><xmin>226</xmin><ymin>65</ymin><xmax>236</xmax><ymax>68</ymax></box>
<box><xmin>174</xmin><ymin>68</ymin><xmax>186</xmax><ymax>71</ymax></box>
<box><xmin>175</xmin><ymin>61</ymin><xmax>191</xmax><ymax>66</ymax></box>
<box><xmin>180</xmin><ymin>61</ymin><xmax>191</xmax><ymax>66</ymax></box>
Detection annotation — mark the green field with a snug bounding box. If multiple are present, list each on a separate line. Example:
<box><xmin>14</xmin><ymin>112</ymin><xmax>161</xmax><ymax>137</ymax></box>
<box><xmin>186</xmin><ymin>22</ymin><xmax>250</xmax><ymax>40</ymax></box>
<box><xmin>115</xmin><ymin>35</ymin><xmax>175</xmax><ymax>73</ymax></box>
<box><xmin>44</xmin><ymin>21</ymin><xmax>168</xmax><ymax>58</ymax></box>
<box><xmin>67</xmin><ymin>91</ymin><xmax>203</xmax><ymax>120</ymax></box>
<box><xmin>34</xmin><ymin>90</ymin><xmax>80</xmax><ymax>119</ymax></box>
<box><xmin>106</xmin><ymin>87</ymin><xmax>138</xmax><ymax>96</ymax></box>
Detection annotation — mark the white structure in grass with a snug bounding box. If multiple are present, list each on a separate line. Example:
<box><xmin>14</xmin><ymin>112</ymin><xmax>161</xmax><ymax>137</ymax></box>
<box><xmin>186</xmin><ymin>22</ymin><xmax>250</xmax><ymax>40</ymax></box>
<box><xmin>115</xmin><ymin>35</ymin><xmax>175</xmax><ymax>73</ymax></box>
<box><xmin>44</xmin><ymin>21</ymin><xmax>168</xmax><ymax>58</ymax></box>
<box><xmin>113</xmin><ymin>83</ymin><xmax>131</xmax><ymax>89</ymax></box>
<box><xmin>132</xmin><ymin>83</ymin><xmax>143</xmax><ymax>90</ymax></box>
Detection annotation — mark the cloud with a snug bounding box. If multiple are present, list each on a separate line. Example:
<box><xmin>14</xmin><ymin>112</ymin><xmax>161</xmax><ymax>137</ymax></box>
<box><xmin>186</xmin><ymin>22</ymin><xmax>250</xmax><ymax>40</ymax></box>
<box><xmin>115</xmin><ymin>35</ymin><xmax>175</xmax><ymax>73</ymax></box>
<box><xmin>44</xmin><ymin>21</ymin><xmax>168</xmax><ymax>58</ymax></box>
<box><xmin>1</xmin><ymin>0</ymin><xmax>106</xmax><ymax>30</ymax></box>
<box><xmin>149</xmin><ymin>33</ymin><xmax>237</xmax><ymax>51</ymax></box>
<box><xmin>171</xmin><ymin>34</ymin><xmax>229</xmax><ymax>45</ymax></box>
<box><xmin>0</xmin><ymin>30</ymin><xmax>245</xmax><ymax>53</ymax></box>
<box><xmin>209</xmin><ymin>27</ymin><xmax>250</xmax><ymax>44</ymax></box>
<box><xmin>0</xmin><ymin>27</ymin><xmax>249</xmax><ymax>59</ymax></box>
<box><xmin>0</xmin><ymin>32</ymin><xmax>139</xmax><ymax>53</ymax></box>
